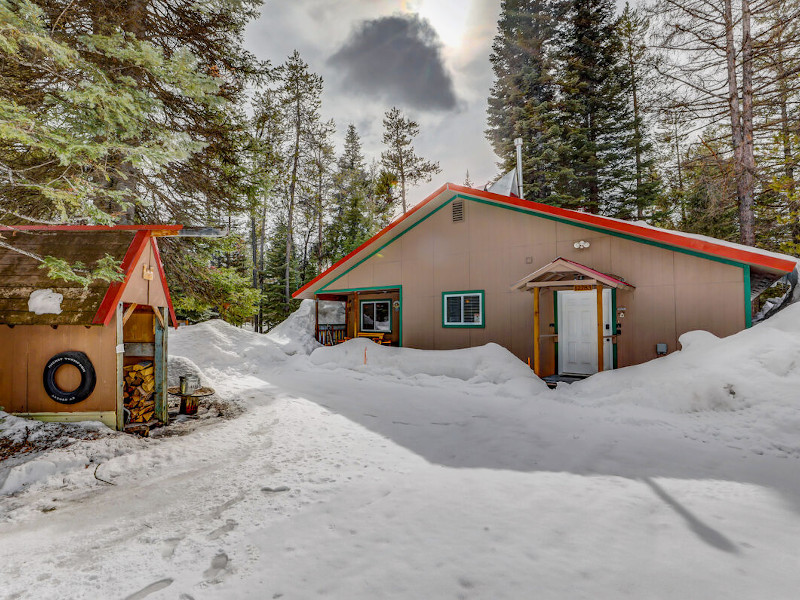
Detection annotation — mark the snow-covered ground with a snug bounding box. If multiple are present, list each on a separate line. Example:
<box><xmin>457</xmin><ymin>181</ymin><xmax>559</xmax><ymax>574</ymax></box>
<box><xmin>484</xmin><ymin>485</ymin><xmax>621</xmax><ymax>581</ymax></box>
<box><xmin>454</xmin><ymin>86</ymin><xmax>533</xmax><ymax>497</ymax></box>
<box><xmin>3</xmin><ymin>301</ymin><xmax>800</xmax><ymax>599</ymax></box>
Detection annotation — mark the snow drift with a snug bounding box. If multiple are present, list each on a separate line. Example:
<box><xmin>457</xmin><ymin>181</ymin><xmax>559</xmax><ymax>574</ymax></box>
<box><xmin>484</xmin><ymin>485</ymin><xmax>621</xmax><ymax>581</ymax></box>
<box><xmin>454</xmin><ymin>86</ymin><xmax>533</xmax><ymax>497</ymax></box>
<box><xmin>561</xmin><ymin>302</ymin><xmax>800</xmax><ymax>413</ymax></box>
<box><xmin>310</xmin><ymin>338</ymin><xmax>548</xmax><ymax>397</ymax></box>
<box><xmin>264</xmin><ymin>299</ymin><xmax>321</xmax><ymax>355</ymax></box>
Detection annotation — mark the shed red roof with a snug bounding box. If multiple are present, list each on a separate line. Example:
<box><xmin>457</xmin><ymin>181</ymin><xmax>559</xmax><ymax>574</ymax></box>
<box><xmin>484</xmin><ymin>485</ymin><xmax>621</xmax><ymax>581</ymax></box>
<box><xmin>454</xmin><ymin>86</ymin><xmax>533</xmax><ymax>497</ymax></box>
<box><xmin>0</xmin><ymin>226</ymin><xmax>178</xmax><ymax>327</ymax></box>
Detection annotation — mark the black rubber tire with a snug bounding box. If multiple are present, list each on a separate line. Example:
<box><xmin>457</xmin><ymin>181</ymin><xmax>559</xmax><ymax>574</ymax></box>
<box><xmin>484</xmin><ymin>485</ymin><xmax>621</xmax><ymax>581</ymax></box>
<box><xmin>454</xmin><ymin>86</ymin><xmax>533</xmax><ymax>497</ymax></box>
<box><xmin>42</xmin><ymin>351</ymin><xmax>97</xmax><ymax>404</ymax></box>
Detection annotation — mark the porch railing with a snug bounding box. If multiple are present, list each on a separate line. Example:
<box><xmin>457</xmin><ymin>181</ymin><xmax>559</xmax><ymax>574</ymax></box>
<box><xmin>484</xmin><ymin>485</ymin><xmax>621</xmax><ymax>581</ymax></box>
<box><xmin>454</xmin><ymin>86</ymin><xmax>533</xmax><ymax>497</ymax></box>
<box><xmin>316</xmin><ymin>323</ymin><xmax>347</xmax><ymax>346</ymax></box>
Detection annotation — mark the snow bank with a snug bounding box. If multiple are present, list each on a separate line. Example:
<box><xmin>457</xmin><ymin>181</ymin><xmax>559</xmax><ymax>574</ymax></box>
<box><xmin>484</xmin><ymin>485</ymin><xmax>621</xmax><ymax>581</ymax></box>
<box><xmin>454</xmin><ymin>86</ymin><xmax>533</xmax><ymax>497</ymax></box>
<box><xmin>558</xmin><ymin>302</ymin><xmax>800</xmax><ymax>454</ymax></box>
<box><xmin>171</xmin><ymin>318</ymin><xmax>288</xmax><ymax>367</ymax></box>
<box><xmin>310</xmin><ymin>339</ymin><xmax>548</xmax><ymax>397</ymax></box>
<box><xmin>0</xmin><ymin>412</ymin><xmax>118</xmax><ymax>496</ymax></box>
<box><xmin>561</xmin><ymin>304</ymin><xmax>800</xmax><ymax>412</ymax></box>
<box><xmin>265</xmin><ymin>299</ymin><xmax>321</xmax><ymax>355</ymax></box>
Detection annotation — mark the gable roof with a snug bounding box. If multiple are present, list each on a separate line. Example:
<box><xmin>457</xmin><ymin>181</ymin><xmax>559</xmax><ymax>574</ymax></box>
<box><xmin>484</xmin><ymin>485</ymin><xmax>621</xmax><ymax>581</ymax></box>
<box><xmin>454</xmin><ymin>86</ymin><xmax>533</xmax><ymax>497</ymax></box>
<box><xmin>295</xmin><ymin>184</ymin><xmax>799</xmax><ymax>300</ymax></box>
<box><xmin>511</xmin><ymin>257</ymin><xmax>635</xmax><ymax>291</ymax></box>
<box><xmin>0</xmin><ymin>226</ymin><xmax>179</xmax><ymax>326</ymax></box>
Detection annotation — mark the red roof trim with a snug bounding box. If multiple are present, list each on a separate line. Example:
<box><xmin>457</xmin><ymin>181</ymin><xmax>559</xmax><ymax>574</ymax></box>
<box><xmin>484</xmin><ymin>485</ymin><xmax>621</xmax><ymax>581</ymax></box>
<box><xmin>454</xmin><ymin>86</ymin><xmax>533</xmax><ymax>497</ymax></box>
<box><xmin>1</xmin><ymin>225</ymin><xmax>182</xmax><ymax>232</ymax></box>
<box><xmin>446</xmin><ymin>184</ymin><xmax>797</xmax><ymax>273</ymax></box>
<box><xmin>92</xmin><ymin>231</ymin><xmax>151</xmax><ymax>326</ymax></box>
<box><xmin>294</xmin><ymin>183</ymin><xmax>797</xmax><ymax>298</ymax></box>
<box><xmin>150</xmin><ymin>237</ymin><xmax>178</xmax><ymax>328</ymax></box>
<box><xmin>292</xmin><ymin>182</ymin><xmax>451</xmax><ymax>298</ymax></box>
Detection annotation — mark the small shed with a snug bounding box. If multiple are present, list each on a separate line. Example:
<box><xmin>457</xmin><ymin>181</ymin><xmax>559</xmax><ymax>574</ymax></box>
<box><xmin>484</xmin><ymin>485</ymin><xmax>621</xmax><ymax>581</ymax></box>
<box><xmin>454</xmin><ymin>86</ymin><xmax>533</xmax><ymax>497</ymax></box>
<box><xmin>0</xmin><ymin>225</ymin><xmax>180</xmax><ymax>430</ymax></box>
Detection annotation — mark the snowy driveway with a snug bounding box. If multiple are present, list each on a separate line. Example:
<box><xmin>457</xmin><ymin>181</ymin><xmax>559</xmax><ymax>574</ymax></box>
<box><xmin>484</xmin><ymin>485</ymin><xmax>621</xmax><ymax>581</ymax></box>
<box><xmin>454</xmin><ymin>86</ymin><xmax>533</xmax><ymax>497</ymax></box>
<box><xmin>2</xmin><ymin>318</ymin><xmax>800</xmax><ymax>599</ymax></box>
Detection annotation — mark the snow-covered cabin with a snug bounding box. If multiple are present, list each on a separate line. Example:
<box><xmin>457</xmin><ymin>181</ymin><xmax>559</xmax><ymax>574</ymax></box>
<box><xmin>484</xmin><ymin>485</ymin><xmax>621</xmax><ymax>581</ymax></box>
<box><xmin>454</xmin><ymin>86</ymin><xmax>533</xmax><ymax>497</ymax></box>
<box><xmin>294</xmin><ymin>184</ymin><xmax>798</xmax><ymax>379</ymax></box>
<box><xmin>0</xmin><ymin>226</ymin><xmax>179</xmax><ymax>429</ymax></box>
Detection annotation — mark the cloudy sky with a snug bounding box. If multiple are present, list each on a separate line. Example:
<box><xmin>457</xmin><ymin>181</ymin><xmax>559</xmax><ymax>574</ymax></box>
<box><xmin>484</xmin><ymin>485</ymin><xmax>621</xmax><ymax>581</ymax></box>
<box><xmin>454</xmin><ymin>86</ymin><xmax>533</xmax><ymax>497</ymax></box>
<box><xmin>244</xmin><ymin>0</ymin><xmax>503</xmax><ymax>208</ymax></box>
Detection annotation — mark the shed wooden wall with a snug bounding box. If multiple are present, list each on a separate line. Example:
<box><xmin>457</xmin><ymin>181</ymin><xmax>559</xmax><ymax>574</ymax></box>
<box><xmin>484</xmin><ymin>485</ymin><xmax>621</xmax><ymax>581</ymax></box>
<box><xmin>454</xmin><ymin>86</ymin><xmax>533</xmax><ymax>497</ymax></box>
<box><xmin>322</xmin><ymin>197</ymin><xmax>745</xmax><ymax>373</ymax></box>
<box><xmin>0</xmin><ymin>317</ymin><xmax>118</xmax><ymax>414</ymax></box>
<box><xmin>122</xmin><ymin>239</ymin><xmax>169</xmax><ymax>308</ymax></box>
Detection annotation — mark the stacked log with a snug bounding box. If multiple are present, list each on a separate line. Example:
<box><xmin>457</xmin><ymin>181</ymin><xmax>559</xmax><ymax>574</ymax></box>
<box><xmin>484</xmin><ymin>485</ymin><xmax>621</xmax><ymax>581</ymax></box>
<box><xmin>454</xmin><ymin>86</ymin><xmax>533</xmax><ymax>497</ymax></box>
<box><xmin>123</xmin><ymin>361</ymin><xmax>156</xmax><ymax>423</ymax></box>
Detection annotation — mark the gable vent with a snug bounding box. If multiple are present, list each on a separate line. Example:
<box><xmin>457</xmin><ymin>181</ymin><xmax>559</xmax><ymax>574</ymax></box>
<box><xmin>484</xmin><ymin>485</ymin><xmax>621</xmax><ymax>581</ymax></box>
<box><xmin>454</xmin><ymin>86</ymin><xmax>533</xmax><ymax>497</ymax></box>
<box><xmin>452</xmin><ymin>199</ymin><xmax>464</xmax><ymax>223</ymax></box>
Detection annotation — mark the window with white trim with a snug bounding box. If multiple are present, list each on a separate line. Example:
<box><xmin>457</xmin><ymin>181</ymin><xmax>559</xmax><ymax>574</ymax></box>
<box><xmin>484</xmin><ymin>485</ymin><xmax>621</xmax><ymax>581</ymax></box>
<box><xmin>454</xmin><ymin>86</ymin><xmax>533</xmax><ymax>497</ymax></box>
<box><xmin>442</xmin><ymin>291</ymin><xmax>484</xmax><ymax>327</ymax></box>
<box><xmin>360</xmin><ymin>300</ymin><xmax>392</xmax><ymax>332</ymax></box>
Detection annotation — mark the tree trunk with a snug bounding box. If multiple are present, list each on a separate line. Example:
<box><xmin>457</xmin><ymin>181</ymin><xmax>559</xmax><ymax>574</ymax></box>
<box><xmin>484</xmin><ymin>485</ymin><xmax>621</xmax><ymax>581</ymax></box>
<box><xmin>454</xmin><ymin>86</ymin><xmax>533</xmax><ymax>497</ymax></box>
<box><xmin>739</xmin><ymin>0</ymin><xmax>756</xmax><ymax>246</ymax></box>
<box><xmin>724</xmin><ymin>0</ymin><xmax>754</xmax><ymax>246</ymax></box>
<box><xmin>285</xmin><ymin>95</ymin><xmax>301</xmax><ymax>311</ymax></box>
<box><xmin>628</xmin><ymin>41</ymin><xmax>643</xmax><ymax>219</ymax></box>
<box><xmin>250</xmin><ymin>213</ymin><xmax>260</xmax><ymax>333</ymax></box>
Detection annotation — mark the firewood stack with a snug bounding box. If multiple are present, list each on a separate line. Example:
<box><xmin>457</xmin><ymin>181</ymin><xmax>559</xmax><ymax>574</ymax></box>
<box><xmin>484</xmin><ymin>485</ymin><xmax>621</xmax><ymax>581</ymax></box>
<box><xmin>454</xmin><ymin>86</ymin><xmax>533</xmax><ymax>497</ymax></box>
<box><xmin>123</xmin><ymin>361</ymin><xmax>156</xmax><ymax>423</ymax></box>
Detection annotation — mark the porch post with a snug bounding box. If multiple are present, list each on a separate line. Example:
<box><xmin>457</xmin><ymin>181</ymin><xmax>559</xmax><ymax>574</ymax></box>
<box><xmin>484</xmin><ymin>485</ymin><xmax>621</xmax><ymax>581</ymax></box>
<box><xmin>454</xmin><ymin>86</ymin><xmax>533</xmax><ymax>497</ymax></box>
<box><xmin>596</xmin><ymin>284</ymin><xmax>604</xmax><ymax>373</ymax></box>
<box><xmin>315</xmin><ymin>298</ymin><xmax>319</xmax><ymax>344</ymax></box>
<box><xmin>533</xmin><ymin>286</ymin><xmax>541</xmax><ymax>376</ymax></box>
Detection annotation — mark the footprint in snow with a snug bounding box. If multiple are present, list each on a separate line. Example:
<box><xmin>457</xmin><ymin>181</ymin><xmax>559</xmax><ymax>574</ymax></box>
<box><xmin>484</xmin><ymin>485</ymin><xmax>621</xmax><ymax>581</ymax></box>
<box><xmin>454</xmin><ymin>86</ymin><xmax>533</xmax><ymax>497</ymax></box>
<box><xmin>123</xmin><ymin>578</ymin><xmax>174</xmax><ymax>600</ymax></box>
<box><xmin>208</xmin><ymin>519</ymin><xmax>237</xmax><ymax>540</ymax></box>
<box><xmin>203</xmin><ymin>552</ymin><xmax>229</xmax><ymax>581</ymax></box>
<box><xmin>261</xmin><ymin>486</ymin><xmax>290</xmax><ymax>493</ymax></box>
<box><xmin>162</xmin><ymin>537</ymin><xmax>183</xmax><ymax>559</ymax></box>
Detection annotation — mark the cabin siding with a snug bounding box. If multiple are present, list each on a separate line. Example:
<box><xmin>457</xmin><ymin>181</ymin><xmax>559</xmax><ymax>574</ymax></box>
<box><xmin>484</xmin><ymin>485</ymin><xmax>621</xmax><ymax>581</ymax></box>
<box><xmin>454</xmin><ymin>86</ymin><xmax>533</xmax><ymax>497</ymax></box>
<box><xmin>319</xmin><ymin>198</ymin><xmax>745</xmax><ymax>373</ymax></box>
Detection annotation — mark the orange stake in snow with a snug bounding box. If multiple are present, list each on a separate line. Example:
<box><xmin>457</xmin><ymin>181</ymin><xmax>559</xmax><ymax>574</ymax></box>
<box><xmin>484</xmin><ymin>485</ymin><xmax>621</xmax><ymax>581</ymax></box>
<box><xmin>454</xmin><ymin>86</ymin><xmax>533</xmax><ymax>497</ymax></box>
<box><xmin>364</xmin><ymin>347</ymin><xmax>367</xmax><ymax>365</ymax></box>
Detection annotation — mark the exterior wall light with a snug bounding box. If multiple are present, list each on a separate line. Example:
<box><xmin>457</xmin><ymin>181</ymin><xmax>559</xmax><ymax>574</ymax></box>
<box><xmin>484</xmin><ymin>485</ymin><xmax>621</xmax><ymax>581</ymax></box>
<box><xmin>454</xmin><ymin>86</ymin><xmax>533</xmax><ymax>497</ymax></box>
<box><xmin>573</xmin><ymin>240</ymin><xmax>591</xmax><ymax>249</ymax></box>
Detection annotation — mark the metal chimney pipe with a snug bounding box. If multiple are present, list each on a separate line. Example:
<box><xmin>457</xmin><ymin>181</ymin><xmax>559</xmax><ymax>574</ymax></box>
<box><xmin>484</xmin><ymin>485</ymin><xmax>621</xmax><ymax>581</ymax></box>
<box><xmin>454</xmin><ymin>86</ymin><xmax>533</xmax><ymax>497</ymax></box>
<box><xmin>514</xmin><ymin>137</ymin><xmax>524</xmax><ymax>199</ymax></box>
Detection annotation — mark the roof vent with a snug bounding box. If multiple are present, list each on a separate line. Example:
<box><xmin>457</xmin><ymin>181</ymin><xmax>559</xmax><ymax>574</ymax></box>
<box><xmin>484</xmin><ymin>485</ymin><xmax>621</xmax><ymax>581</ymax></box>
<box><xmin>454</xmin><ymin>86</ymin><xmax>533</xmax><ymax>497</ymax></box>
<box><xmin>452</xmin><ymin>199</ymin><xmax>464</xmax><ymax>223</ymax></box>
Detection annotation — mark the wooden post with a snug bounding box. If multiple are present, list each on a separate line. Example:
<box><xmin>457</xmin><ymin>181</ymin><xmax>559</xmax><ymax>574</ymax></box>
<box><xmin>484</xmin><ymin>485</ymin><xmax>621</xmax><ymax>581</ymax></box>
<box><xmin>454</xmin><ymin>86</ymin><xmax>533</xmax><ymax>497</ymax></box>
<box><xmin>154</xmin><ymin>307</ymin><xmax>169</xmax><ymax>423</ymax></box>
<box><xmin>315</xmin><ymin>298</ymin><xmax>320</xmax><ymax>344</ymax></box>
<box><xmin>596</xmin><ymin>285</ymin><xmax>604</xmax><ymax>373</ymax></box>
<box><xmin>115</xmin><ymin>302</ymin><xmax>125</xmax><ymax>431</ymax></box>
<box><xmin>533</xmin><ymin>287</ymin><xmax>541</xmax><ymax>376</ymax></box>
<box><xmin>353</xmin><ymin>291</ymin><xmax>359</xmax><ymax>337</ymax></box>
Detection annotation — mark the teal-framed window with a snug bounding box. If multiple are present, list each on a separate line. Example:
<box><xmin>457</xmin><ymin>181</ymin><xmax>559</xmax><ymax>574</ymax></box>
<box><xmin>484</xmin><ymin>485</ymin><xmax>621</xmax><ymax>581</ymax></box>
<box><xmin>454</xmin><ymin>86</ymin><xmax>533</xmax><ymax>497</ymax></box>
<box><xmin>360</xmin><ymin>299</ymin><xmax>392</xmax><ymax>333</ymax></box>
<box><xmin>442</xmin><ymin>290</ymin><xmax>485</xmax><ymax>328</ymax></box>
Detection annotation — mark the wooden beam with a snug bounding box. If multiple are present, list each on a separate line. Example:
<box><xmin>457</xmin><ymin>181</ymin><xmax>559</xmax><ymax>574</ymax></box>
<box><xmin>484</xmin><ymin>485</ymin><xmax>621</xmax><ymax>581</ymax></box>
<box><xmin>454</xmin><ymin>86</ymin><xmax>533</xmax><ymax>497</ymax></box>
<box><xmin>596</xmin><ymin>285</ymin><xmax>604</xmax><ymax>373</ymax></box>
<box><xmin>315</xmin><ymin>298</ymin><xmax>320</xmax><ymax>343</ymax></box>
<box><xmin>122</xmin><ymin>302</ymin><xmax>138</xmax><ymax>325</ymax></box>
<box><xmin>115</xmin><ymin>302</ymin><xmax>125</xmax><ymax>431</ymax></box>
<box><xmin>151</xmin><ymin>304</ymin><xmax>165</xmax><ymax>329</ymax></box>
<box><xmin>527</xmin><ymin>280</ymin><xmax>598</xmax><ymax>289</ymax></box>
<box><xmin>154</xmin><ymin>307</ymin><xmax>169</xmax><ymax>424</ymax></box>
<box><xmin>533</xmin><ymin>287</ymin><xmax>541</xmax><ymax>376</ymax></box>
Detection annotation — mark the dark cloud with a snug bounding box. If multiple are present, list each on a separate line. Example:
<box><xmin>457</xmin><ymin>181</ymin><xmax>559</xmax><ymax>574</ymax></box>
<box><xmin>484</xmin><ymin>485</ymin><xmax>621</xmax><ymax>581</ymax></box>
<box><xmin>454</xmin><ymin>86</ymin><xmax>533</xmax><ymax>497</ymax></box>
<box><xmin>328</xmin><ymin>14</ymin><xmax>458</xmax><ymax>111</ymax></box>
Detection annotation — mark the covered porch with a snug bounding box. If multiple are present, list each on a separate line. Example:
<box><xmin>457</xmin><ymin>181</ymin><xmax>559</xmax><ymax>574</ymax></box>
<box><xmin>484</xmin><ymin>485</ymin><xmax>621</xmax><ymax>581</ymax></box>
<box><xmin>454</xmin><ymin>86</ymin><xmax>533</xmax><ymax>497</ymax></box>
<box><xmin>314</xmin><ymin>287</ymin><xmax>402</xmax><ymax>347</ymax></box>
<box><xmin>511</xmin><ymin>258</ymin><xmax>634</xmax><ymax>379</ymax></box>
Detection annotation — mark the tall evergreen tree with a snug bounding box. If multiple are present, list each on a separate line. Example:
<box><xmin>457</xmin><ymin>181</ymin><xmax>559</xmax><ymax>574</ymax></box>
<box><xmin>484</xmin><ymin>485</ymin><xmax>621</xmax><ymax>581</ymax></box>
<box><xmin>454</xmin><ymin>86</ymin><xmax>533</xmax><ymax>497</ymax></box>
<box><xmin>554</xmin><ymin>0</ymin><xmax>631</xmax><ymax>215</ymax></box>
<box><xmin>380</xmin><ymin>107</ymin><xmax>440</xmax><ymax>213</ymax></box>
<box><xmin>275</xmin><ymin>51</ymin><xmax>324</xmax><ymax>309</ymax></box>
<box><xmin>486</xmin><ymin>0</ymin><xmax>564</xmax><ymax>200</ymax></box>
<box><xmin>327</xmin><ymin>124</ymin><xmax>371</xmax><ymax>262</ymax></box>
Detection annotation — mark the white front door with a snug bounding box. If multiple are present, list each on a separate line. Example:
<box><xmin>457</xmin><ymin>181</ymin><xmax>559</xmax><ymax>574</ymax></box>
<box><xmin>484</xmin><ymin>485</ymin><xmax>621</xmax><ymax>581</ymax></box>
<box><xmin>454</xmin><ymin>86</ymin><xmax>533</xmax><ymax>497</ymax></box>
<box><xmin>558</xmin><ymin>290</ymin><xmax>613</xmax><ymax>375</ymax></box>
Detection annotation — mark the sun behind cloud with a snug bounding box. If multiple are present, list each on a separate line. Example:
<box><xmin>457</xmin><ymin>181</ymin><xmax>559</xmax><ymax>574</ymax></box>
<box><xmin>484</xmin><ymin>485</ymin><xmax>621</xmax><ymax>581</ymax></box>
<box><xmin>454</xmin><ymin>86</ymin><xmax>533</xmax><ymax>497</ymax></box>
<box><xmin>401</xmin><ymin>0</ymin><xmax>472</xmax><ymax>48</ymax></box>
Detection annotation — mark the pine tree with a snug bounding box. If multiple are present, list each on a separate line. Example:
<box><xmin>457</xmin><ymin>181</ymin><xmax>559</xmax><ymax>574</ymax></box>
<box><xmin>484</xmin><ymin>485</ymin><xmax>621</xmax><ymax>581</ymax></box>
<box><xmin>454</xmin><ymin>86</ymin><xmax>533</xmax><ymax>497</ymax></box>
<box><xmin>486</xmin><ymin>0</ymin><xmax>564</xmax><ymax>200</ymax></box>
<box><xmin>380</xmin><ymin>107</ymin><xmax>440</xmax><ymax>213</ymax></box>
<box><xmin>366</xmin><ymin>162</ymin><xmax>399</xmax><ymax>234</ymax></box>
<box><xmin>1</xmin><ymin>0</ymin><xmax>266</xmax><ymax>225</ymax></box>
<box><xmin>327</xmin><ymin>125</ymin><xmax>371</xmax><ymax>262</ymax></box>
<box><xmin>553</xmin><ymin>0</ymin><xmax>632</xmax><ymax>215</ymax></box>
<box><xmin>275</xmin><ymin>51</ymin><xmax>324</xmax><ymax>309</ymax></box>
<box><xmin>261</xmin><ymin>221</ymin><xmax>300</xmax><ymax>330</ymax></box>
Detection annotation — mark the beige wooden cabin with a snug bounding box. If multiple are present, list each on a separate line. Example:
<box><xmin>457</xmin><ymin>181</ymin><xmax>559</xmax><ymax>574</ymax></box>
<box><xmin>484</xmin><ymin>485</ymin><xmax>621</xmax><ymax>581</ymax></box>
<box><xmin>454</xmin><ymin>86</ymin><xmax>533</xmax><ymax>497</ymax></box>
<box><xmin>295</xmin><ymin>184</ymin><xmax>798</xmax><ymax>379</ymax></box>
<box><xmin>0</xmin><ymin>226</ymin><xmax>179</xmax><ymax>429</ymax></box>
